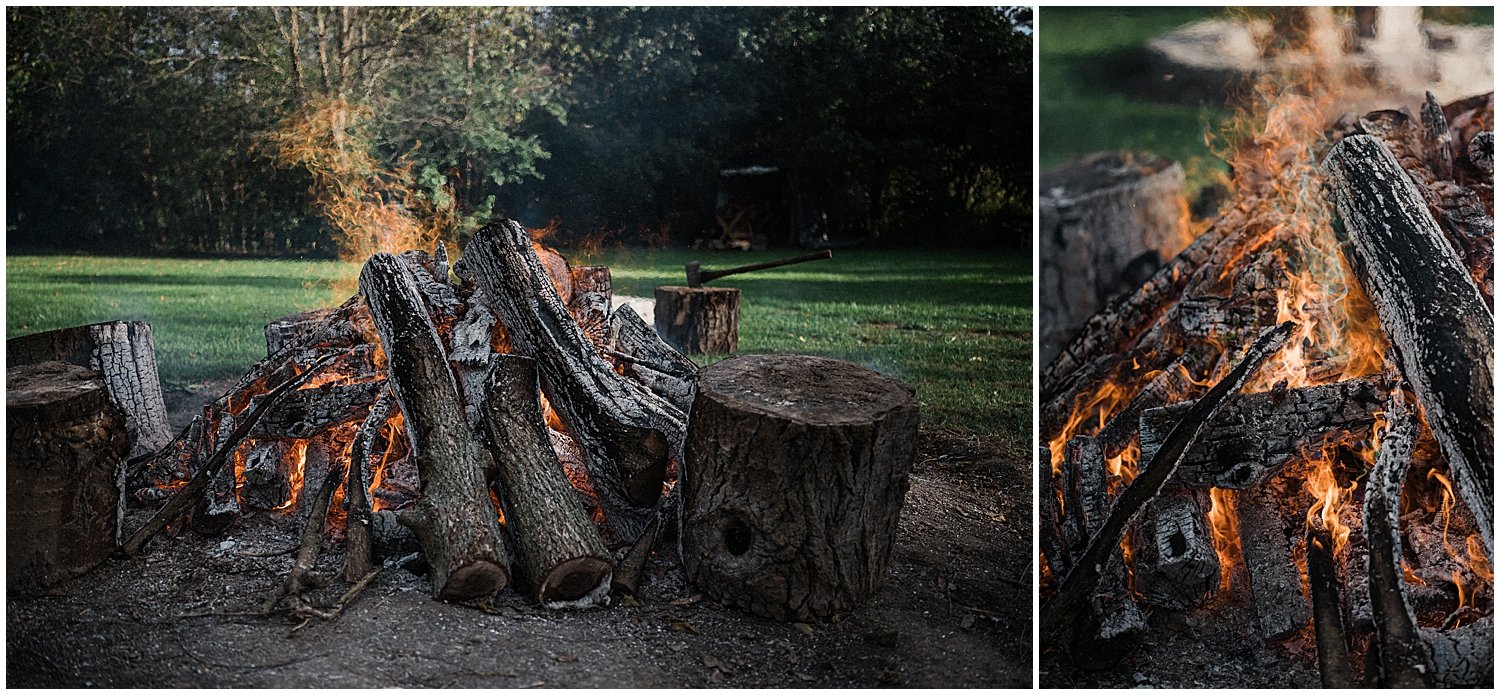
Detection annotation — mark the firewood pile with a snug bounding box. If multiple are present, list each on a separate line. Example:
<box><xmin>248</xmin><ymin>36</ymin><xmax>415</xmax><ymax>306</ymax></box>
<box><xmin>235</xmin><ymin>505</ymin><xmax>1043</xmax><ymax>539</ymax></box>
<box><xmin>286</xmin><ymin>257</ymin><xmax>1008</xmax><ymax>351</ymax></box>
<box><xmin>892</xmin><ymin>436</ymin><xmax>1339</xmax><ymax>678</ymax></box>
<box><xmin>124</xmin><ymin>220</ymin><xmax>698</xmax><ymax>613</ymax></box>
<box><xmin>1040</xmin><ymin>90</ymin><xmax>1494</xmax><ymax>687</ymax></box>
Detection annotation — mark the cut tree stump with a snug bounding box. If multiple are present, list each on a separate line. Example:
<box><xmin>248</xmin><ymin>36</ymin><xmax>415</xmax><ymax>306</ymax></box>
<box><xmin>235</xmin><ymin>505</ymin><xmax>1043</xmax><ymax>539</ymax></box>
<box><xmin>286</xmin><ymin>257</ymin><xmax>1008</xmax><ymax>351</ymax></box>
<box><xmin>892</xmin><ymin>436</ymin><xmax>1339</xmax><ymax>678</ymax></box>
<box><xmin>653</xmin><ymin>286</ymin><xmax>741</xmax><ymax>355</ymax></box>
<box><xmin>1039</xmin><ymin>151</ymin><xmax>1189</xmax><ymax>366</ymax></box>
<box><xmin>480</xmin><ymin>354</ymin><xmax>613</xmax><ymax>605</ymax></box>
<box><xmin>681</xmin><ymin>355</ymin><xmax>918</xmax><ymax>622</ymax></box>
<box><xmin>360</xmin><ymin>253</ymin><xmax>510</xmax><ymax>600</ymax></box>
<box><xmin>6</xmin><ymin>362</ymin><xmax>130</xmax><ymax>593</ymax></box>
<box><xmin>7</xmin><ymin>320</ymin><xmax>172</xmax><ymax>460</ymax></box>
<box><xmin>1323</xmin><ymin>134</ymin><xmax>1494</xmax><ymax>553</ymax></box>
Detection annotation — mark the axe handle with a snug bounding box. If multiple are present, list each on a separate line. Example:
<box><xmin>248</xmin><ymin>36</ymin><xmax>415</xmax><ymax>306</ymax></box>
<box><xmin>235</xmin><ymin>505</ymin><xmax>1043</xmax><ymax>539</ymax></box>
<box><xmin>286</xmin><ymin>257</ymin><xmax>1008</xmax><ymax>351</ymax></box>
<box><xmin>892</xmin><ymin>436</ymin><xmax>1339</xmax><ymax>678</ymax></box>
<box><xmin>698</xmin><ymin>250</ymin><xmax>832</xmax><ymax>284</ymax></box>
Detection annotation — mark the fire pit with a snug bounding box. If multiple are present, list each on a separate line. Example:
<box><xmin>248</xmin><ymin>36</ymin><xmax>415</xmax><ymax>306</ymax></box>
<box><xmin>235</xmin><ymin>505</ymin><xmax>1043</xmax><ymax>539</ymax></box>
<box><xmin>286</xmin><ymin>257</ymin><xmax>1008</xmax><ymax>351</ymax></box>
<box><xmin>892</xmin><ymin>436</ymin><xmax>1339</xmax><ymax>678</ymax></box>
<box><xmin>1039</xmin><ymin>47</ymin><xmax>1493</xmax><ymax>690</ymax></box>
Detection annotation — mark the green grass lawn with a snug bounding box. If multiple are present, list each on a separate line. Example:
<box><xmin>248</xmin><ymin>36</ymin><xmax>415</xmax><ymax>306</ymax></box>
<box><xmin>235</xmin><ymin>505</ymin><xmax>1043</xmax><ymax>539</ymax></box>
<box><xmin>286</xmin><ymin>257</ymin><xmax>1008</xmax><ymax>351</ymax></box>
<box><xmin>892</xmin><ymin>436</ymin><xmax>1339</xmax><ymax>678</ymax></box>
<box><xmin>7</xmin><ymin>249</ymin><xmax>1031</xmax><ymax>449</ymax></box>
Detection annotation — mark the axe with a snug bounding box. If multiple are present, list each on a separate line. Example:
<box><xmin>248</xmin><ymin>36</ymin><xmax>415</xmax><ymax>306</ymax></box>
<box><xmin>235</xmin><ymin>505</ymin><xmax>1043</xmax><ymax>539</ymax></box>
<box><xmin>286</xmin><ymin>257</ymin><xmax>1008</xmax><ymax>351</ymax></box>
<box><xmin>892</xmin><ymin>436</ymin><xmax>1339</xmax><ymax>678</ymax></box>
<box><xmin>685</xmin><ymin>250</ymin><xmax>833</xmax><ymax>287</ymax></box>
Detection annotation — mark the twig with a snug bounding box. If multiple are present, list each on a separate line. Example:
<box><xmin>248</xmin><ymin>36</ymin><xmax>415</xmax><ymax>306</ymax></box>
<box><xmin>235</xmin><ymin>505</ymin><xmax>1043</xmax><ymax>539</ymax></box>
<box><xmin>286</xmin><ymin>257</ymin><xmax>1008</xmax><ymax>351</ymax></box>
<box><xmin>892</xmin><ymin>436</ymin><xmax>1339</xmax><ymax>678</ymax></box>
<box><xmin>1039</xmin><ymin>322</ymin><xmax>1294</xmax><ymax>649</ymax></box>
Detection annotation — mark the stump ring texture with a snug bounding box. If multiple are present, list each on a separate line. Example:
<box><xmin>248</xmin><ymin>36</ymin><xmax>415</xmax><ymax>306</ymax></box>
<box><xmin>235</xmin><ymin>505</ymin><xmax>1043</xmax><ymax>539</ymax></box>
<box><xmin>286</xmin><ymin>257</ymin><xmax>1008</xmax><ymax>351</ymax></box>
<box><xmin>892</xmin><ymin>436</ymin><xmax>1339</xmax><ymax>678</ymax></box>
<box><xmin>682</xmin><ymin>354</ymin><xmax>919</xmax><ymax>621</ymax></box>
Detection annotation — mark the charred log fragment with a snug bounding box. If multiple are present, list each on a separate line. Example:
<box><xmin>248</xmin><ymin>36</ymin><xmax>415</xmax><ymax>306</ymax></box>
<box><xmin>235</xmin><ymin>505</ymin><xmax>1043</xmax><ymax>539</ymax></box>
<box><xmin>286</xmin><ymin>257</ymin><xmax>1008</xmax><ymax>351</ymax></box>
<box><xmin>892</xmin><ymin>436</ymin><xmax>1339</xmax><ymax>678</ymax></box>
<box><xmin>1236</xmin><ymin>482</ymin><xmax>1311</xmax><ymax>641</ymax></box>
<box><xmin>1134</xmin><ymin>488</ymin><xmax>1219</xmax><ymax>609</ymax></box>
<box><xmin>1307</xmin><ymin>522</ymin><xmax>1354</xmax><ymax>688</ymax></box>
<box><xmin>1323</xmin><ymin>134</ymin><xmax>1494</xmax><ymax>553</ymax></box>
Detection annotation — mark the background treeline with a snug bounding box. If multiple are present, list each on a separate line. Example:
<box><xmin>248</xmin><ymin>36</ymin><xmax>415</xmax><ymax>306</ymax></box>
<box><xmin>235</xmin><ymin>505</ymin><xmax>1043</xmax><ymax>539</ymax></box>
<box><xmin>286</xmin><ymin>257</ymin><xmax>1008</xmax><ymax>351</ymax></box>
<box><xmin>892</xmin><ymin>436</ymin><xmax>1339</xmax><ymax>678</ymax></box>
<box><xmin>7</xmin><ymin>6</ymin><xmax>1032</xmax><ymax>256</ymax></box>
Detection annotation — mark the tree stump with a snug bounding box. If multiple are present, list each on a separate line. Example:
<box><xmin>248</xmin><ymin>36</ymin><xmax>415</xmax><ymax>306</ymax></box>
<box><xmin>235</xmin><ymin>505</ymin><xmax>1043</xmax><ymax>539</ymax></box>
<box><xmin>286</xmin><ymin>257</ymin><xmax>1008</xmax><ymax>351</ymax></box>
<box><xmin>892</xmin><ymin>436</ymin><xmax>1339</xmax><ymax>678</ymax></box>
<box><xmin>682</xmin><ymin>355</ymin><xmax>918</xmax><ymax>621</ymax></box>
<box><xmin>1038</xmin><ymin>152</ymin><xmax>1188</xmax><ymax>367</ymax></box>
<box><xmin>7</xmin><ymin>320</ymin><xmax>172</xmax><ymax>460</ymax></box>
<box><xmin>7</xmin><ymin>362</ymin><xmax>130</xmax><ymax>594</ymax></box>
<box><xmin>653</xmin><ymin>286</ymin><xmax>740</xmax><ymax>355</ymax></box>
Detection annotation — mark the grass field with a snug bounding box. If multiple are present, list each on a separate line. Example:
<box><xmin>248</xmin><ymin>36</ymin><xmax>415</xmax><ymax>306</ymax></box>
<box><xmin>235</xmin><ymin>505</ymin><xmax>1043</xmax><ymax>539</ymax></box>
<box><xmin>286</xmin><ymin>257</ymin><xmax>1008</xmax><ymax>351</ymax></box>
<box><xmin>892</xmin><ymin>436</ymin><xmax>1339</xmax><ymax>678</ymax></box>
<box><xmin>7</xmin><ymin>249</ymin><xmax>1031</xmax><ymax>449</ymax></box>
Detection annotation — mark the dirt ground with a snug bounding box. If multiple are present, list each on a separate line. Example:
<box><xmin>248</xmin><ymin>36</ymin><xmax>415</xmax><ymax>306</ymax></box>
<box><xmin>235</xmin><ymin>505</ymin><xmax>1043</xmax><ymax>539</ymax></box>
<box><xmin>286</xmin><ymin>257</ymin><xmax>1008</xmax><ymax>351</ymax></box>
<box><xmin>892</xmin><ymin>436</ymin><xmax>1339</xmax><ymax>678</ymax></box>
<box><xmin>7</xmin><ymin>382</ymin><xmax>1031</xmax><ymax>688</ymax></box>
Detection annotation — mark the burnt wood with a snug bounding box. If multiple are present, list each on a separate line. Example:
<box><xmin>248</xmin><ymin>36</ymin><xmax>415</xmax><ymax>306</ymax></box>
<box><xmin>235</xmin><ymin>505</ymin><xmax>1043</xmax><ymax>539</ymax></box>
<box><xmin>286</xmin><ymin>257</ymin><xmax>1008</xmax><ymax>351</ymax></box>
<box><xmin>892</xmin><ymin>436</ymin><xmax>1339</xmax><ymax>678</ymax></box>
<box><xmin>461</xmin><ymin>219</ymin><xmax>686</xmax><ymax>542</ymax></box>
<box><xmin>1422</xmin><ymin>617</ymin><xmax>1494</xmax><ymax>688</ymax></box>
<box><xmin>240</xmin><ymin>440</ymin><xmax>294</xmax><ymax>510</ymax></box>
<box><xmin>654</xmin><ymin>285</ymin><xmax>741</xmax><ymax>355</ymax></box>
<box><xmin>1307</xmin><ymin>523</ymin><xmax>1354</xmax><ymax>688</ymax></box>
<box><xmin>344</xmin><ymin>389</ymin><xmax>392</xmax><ymax>582</ymax></box>
<box><xmin>480</xmin><ymin>354</ymin><xmax>613</xmax><ymax>605</ymax></box>
<box><xmin>1363</xmin><ymin>391</ymin><xmax>1434</xmax><ymax>687</ymax></box>
<box><xmin>605</xmin><ymin>305</ymin><xmax>698</xmax><ymax>413</ymax></box>
<box><xmin>121</xmin><ymin>355</ymin><xmax>335</xmax><ymax>556</ymax></box>
<box><xmin>1040</xmin><ymin>321</ymin><xmax>1294</xmax><ymax>649</ymax></box>
<box><xmin>1237</xmin><ymin>482</ymin><xmax>1311</xmax><ymax>641</ymax></box>
<box><xmin>682</xmin><ymin>355</ymin><xmax>918</xmax><ymax>622</ymax></box>
<box><xmin>1139</xmin><ymin>376</ymin><xmax>1387</xmax><ymax>489</ymax></box>
<box><xmin>568</xmin><ymin>265</ymin><xmax>613</xmax><ymax>343</ymax></box>
<box><xmin>1059</xmin><ymin>435</ymin><xmax>1146</xmax><ymax>670</ymax></box>
<box><xmin>7</xmin><ymin>362</ymin><xmax>130</xmax><ymax>593</ymax></box>
<box><xmin>1324</xmin><ymin>134</ymin><xmax>1494</xmax><ymax>553</ymax></box>
<box><xmin>262</xmin><ymin>454</ymin><xmax>346</xmax><ymax>615</ymax></box>
<box><xmin>248</xmin><ymin>379</ymin><xmax>382</xmax><ymax>440</ymax></box>
<box><xmin>360</xmin><ymin>253</ymin><xmax>510</xmax><ymax>600</ymax></box>
<box><xmin>1134</xmin><ymin>488</ymin><xmax>1219</xmax><ymax>609</ymax></box>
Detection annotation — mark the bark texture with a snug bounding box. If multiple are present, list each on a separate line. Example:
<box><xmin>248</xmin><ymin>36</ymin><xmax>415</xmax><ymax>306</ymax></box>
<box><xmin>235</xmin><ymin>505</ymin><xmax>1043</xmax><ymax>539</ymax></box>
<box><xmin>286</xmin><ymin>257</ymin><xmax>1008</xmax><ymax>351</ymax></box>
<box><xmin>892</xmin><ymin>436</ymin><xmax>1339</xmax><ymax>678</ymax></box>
<box><xmin>654</xmin><ymin>286</ymin><xmax>741</xmax><ymax>355</ymax></box>
<box><xmin>682</xmin><ymin>355</ymin><xmax>918</xmax><ymax>622</ymax></box>
<box><xmin>6</xmin><ymin>362</ymin><xmax>130</xmax><ymax>593</ymax></box>
<box><xmin>1324</xmin><ymin>133</ymin><xmax>1494</xmax><ymax>552</ymax></box>
<box><xmin>480</xmin><ymin>355</ymin><xmax>613</xmax><ymax>605</ymax></box>
<box><xmin>360</xmin><ymin>253</ymin><xmax>510</xmax><ymax>600</ymax></box>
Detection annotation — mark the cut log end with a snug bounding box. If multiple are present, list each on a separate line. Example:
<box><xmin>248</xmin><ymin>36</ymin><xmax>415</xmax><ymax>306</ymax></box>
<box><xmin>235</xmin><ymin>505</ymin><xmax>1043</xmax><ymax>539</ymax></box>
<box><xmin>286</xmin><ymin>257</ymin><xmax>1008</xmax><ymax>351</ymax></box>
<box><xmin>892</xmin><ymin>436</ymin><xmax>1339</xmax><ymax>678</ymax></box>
<box><xmin>539</xmin><ymin>557</ymin><xmax>613</xmax><ymax>604</ymax></box>
<box><xmin>439</xmin><ymin>561</ymin><xmax>509</xmax><ymax>602</ymax></box>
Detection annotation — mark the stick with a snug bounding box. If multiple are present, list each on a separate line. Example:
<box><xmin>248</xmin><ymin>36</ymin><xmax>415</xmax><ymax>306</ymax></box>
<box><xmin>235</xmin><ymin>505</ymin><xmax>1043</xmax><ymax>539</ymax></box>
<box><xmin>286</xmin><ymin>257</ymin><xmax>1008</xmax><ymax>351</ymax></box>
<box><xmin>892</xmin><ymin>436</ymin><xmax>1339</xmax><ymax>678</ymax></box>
<box><xmin>344</xmin><ymin>388</ymin><xmax>392</xmax><ymax>582</ymax></box>
<box><xmin>120</xmin><ymin>354</ymin><xmax>336</xmax><ymax>556</ymax></box>
<box><xmin>1307</xmin><ymin>521</ymin><xmax>1354</xmax><ymax>688</ymax></box>
<box><xmin>1039</xmin><ymin>321</ymin><xmax>1294</xmax><ymax>649</ymax></box>
<box><xmin>262</xmin><ymin>457</ymin><xmax>346</xmax><ymax>615</ymax></box>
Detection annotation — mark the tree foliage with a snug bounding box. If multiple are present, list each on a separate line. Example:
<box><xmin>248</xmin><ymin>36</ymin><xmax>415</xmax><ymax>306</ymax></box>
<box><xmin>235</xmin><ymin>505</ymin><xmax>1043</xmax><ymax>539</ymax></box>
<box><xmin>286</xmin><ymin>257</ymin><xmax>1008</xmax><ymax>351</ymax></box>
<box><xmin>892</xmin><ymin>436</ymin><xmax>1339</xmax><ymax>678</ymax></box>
<box><xmin>6</xmin><ymin>6</ymin><xmax>1031</xmax><ymax>254</ymax></box>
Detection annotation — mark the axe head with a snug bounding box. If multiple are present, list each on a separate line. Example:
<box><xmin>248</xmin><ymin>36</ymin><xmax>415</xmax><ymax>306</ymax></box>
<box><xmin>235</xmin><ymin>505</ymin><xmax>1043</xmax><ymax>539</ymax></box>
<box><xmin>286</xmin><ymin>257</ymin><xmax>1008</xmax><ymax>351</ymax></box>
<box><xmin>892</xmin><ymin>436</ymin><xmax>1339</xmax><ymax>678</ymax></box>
<box><xmin>685</xmin><ymin>260</ymin><xmax>703</xmax><ymax>287</ymax></box>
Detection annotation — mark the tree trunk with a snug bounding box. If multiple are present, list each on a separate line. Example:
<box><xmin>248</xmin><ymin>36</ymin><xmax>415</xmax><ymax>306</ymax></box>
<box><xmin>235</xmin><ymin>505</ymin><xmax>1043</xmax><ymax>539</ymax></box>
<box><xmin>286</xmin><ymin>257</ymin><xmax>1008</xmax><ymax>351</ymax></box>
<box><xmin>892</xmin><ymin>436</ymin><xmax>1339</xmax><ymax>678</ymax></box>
<box><xmin>459</xmin><ymin>220</ymin><xmax>685</xmax><ymax>543</ymax></box>
<box><xmin>653</xmin><ymin>286</ymin><xmax>741</xmax><ymax>355</ymax></box>
<box><xmin>1323</xmin><ymin>134</ymin><xmax>1494</xmax><ymax>553</ymax></box>
<box><xmin>359</xmin><ymin>253</ymin><xmax>509</xmax><ymax>600</ymax></box>
<box><xmin>7</xmin><ymin>362</ymin><xmax>130</xmax><ymax>594</ymax></box>
<box><xmin>681</xmin><ymin>354</ymin><xmax>918</xmax><ymax>622</ymax></box>
<box><xmin>8</xmin><ymin>320</ymin><xmax>172</xmax><ymax>461</ymax></box>
<box><xmin>479</xmin><ymin>354</ymin><xmax>612</xmax><ymax>605</ymax></box>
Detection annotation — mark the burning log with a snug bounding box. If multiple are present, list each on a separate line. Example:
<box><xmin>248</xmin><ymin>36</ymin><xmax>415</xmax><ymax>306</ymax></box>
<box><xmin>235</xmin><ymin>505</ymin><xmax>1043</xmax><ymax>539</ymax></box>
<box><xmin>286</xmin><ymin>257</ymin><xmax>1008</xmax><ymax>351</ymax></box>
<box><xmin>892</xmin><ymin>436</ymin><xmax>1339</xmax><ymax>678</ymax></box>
<box><xmin>343</xmin><ymin>388</ymin><xmax>392</xmax><ymax>582</ymax></box>
<box><xmin>1040</xmin><ymin>321</ymin><xmax>1294</xmax><ymax>650</ymax></box>
<box><xmin>7</xmin><ymin>320</ymin><xmax>173</xmax><ymax>461</ymax></box>
<box><xmin>1363</xmin><ymin>389</ymin><xmax>1433</xmax><ymax>687</ymax></box>
<box><xmin>1422</xmin><ymin>617</ymin><xmax>1494</xmax><ymax>688</ymax></box>
<box><xmin>1038</xmin><ymin>447</ymin><xmax>1071</xmax><ymax>579</ymax></box>
<box><xmin>479</xmin><ymin>354</ymin><xmax>612</xmax><ymax>606</ymax></box>
<box><xmin>360</xmin><ymin>253</ymin><xmax>510</xmax><ymax>600</ymax></box>
<box><xmin>1236</xmin><ymin>482</ymin><xmax>1311</xmax><ymax>641</ymax></box>
<box><xmin>7</xmin><ymin>362</ymin><xmax>130</xmax><ymax>593</ymax></box>
<box><xmin>681</xmin><ymin>355</ymin><xmax>918</xmax><ymax>622</ymax></box>
<box><xmin>1306</xmin><ymin>521</ymin><xmax>1354</xmax><ymax>688</ymax></box>
<box><xmin>240</xmin><ymin>440</ymin><xmax>294</xmax><ymax>510</ymax></box>
<box><xmin>1139</xmin><ymin>376</ymin><xmax>1387</xmax><ymax>489</ymax></box>
<box><xmin>653</xmin><ymin>286</ymin><xmax>740</xmax><ymax>355</ymax></box>
<box><xmin>1134</xmin><ymin>488</ymin><xmax>1219</xmax><ymax>609</ymax></box>
<box><xmin>262</xmin><ymin>455</ymin><xmax>346</xmax><ymax>615</ymax></box>
<box><xmin>1323</xmin><ymin>133</ymin><xmax>1494</xmax><ymax>553</ymax></box>
<box><xmin>248</xmin><ymin>379</ymin><xmax>382</xmax><ymax>439</ymax></box>
<box><xmin>460</xmin><ymin>219</ymin><xmax>686</xmax><ymax>542</ymax></box>
<box><xmin>121</xmin><ymin>354</ymin><xmax>335</xmax><ymax>556</ymax></box>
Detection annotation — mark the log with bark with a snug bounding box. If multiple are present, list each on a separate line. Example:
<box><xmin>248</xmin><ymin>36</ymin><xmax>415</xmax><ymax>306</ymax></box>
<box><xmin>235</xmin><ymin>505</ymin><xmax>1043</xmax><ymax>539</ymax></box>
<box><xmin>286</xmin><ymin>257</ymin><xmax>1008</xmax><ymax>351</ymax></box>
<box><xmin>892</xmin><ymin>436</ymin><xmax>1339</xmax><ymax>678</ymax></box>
<box><xmin>479</xmin><ymin>354</ymin><xmax>613</xmax><ymax>605</ymax></box>
<box><xmin>1237</xmin><ymin>481</ymin><xmax>1311</xmax><ymax>641</ymax></box>
<box><xmin>1323</xmin><ymin>133</ymin><xmax>1494</xmax><ymax>553</ymax></box>
<box><xmin>7</xmin><ymin>362</ymin><xmax>131</xmax><ymax>593</ymax></box>
<box><xmin>459</xmin><ymin>219</ymin><xmax>686</xmax><ymax>542</ymax></box>
<box><xmin>360</xmin><ymin>253</ymin><xmax>510</xmax><ymax>600</ymax></box>
<box><xmin>681</xmin><ymin>354</ymin><xmax>918</xmax><ymax>622</ymax></box>
<box><xmin>654</xmin><ymin>286</ymin><xmax>741</xmax><ymax>355</ymax></box>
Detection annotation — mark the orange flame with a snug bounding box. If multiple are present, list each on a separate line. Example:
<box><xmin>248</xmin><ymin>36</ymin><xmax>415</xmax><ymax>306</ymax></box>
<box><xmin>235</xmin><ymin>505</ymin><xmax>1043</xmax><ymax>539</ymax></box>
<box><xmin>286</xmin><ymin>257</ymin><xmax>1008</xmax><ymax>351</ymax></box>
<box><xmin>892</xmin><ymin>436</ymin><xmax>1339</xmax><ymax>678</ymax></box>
<box><xmin>1207</xmin><ymin>488</ymin><xmax>1241</xmax><ymax>594</ymax></box>
<box><xmin>273</xmin><ymin>440</ymin><xmax>310</xmax><ymax>512</ymax></box>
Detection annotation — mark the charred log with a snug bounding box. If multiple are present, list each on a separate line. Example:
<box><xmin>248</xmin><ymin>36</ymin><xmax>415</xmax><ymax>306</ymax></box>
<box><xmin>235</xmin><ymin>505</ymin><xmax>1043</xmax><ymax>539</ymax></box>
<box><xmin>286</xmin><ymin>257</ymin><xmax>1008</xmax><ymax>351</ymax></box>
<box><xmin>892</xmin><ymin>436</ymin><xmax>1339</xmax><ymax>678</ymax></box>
<box><xmin>1237</xmin><ymin>482</ymin><xmax>1311</xmax><ymax>641</ymax></box>
<box><xmin>1307</xmin><ymin>522</ymin><xmax>1354</xmax><ymax>688</ymax></box>
<box><xmin>605</xmin><ymin>305</ymin><xmax>698</xmax><ymax>413</ymax></box>
<box><xmin>1323</xmin><ymin>134</ymin><xmax>1494</xmax><ymax>553</ymax></box>
<box><xmin>1134</xmin><ymin>488</ymin><xmax>1219</xmax><ymax>609</ymax></box>
<box><xmin>344</xmin><ymin>389</ymin><xmax>392</xmax><ymax>582</ymax></box>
